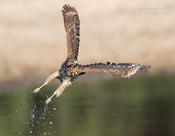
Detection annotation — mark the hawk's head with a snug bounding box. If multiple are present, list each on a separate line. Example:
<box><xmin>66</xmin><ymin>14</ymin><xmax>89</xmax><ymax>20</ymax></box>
<box><xmin>66</xmin><ymin>58</ymin><xmax>77</xmax><ymax>66</ymax></box>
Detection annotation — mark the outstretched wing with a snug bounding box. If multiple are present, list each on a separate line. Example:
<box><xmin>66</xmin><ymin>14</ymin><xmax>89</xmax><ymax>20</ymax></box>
<box><xmin>62</xmin><ymin>4</ymin><xmax>80</xmax><ymax>62</ymax></box>
<box><xmin>79</xmin><ymin>62</ymin><xmax>151</xmax><ymax>78</ymax></box>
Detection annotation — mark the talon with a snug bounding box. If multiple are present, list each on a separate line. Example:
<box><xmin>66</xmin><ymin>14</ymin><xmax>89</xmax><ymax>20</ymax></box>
<box><xmin>46</xmin><ymin>98</ymin><xmax>52</xmax><ymax>104</ymax></box>
<box><xmin>33</xmin><ymin>88</ymin><xmax>40</xmax><ymax>93</ymax></box>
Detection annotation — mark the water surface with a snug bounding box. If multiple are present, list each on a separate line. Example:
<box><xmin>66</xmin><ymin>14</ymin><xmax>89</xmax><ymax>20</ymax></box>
<box><xmin>0</xmin><ymin>74</ymin><xmax>175</xmax><ymax>136</ymax></box>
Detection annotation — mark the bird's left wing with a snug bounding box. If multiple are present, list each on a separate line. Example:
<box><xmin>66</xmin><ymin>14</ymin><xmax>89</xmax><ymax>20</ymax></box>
<box><xmin>78</xmin><ymin>62</ymin><xmax>151</xmax><ymax>78</ymax></box>
<box><xmin>62</xmin><ymin>4</ymin><xmax>80</xmax><ymax>62</ymax></box>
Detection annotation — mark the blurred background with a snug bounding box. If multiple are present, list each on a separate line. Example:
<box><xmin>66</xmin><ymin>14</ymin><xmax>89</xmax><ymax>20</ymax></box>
<box><xmin>0</xmin><ymin>0</ymin><xmax>175</xmax><ymax>136</ymax></box>
<box><xmin>0</xmin><ymin>0</ymin><xmax>175</xmax><ymax>84</ymax></box>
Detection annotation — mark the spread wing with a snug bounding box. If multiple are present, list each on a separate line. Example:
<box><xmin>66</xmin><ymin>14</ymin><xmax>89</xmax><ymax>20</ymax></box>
<box><xmin>79</xmin><ymin>62</ymin><xmax>151</xmax><ymax>78</ymax></box>
<box><xmin>62</xmin><ymin>4</ymin><xmax>80</xmax><ymax>62</ymax></box>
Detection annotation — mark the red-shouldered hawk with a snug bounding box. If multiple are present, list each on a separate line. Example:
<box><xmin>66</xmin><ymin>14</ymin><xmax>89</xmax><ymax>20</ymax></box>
<box><xmin>33</xmin><ymin>4</ymin><xmax>151</xmax><ymax>104</ymax></box>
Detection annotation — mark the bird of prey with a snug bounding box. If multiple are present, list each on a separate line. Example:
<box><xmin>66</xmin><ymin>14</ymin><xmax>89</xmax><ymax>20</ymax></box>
<box><xmin>33</xmin><ymin>4</ymin><xmax>151</xmax><ymax>104</ymax></box>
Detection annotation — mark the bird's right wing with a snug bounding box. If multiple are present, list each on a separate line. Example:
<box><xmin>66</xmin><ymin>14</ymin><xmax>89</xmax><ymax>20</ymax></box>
<box><xmin>79</xmin><ymin>62</ymin><xmax>151</xmax><ymax>78</ymax></box>
<box><xmin>62</xmin><ymin>4</ymin><xmax>80</xmax><ymax>62</ymax></box>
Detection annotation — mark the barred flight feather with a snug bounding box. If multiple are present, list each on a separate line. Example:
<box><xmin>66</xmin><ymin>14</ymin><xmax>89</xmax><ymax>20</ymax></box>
<box><xmin>62</xmin><ymin>4</ymin><xmax>80</xmax><ymax>61</ymax></box>
<box><xmin>79</xmin><ymin>62</ymin><xmax>151</xmax><ymax>78</ymax></box>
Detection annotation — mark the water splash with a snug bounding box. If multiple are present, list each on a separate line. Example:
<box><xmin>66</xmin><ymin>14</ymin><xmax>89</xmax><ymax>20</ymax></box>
<box><xmin>28</xmin><ymin>94</ymin><xmax>56</xmax><ymax>136</ymax></box>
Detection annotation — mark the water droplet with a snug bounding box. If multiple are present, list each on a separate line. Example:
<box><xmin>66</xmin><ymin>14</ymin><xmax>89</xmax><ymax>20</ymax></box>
<box><xmin>43</xmin><ymin>132</ymin><xmax>47</xmax><ymax>136</ymax></box>
<box><xmin>31</xmin><ymin>114</ymin><xmax>35</xmax><ymax>119</ymax></box>
<box><xmin>49</xmin><ymin>122</ymin><xmax>53</xmax><ymax>125</ymax></box>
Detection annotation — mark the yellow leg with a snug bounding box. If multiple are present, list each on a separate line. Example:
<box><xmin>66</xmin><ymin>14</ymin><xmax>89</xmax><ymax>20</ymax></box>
<box><xmin>46</xmin><ymin>94</ymin><xmax>55</xmax><ymax>104</ymax></box>
<box><xmin>33</xmin><ymin>71</ymin><xmax>59</xmax><ymax>94</ymax></box>
<box><xmin>33</xmin><ymin>83</ymin><xmax>47</xmax><ymax>93</ymax></box>
<box><xmin>45</xmin><ymin>80</ymin><xmax>71</xmax><ymax>104</ymax></box>
<box><xmin>33</xmin><ymin>88</ymin><xmax>40</xmax><ymax>93</ymax></box>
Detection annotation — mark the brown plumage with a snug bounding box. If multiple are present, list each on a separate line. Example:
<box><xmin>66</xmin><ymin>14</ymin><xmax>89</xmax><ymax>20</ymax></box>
<box><xmin>79</xmin><ymin>62</ymin><xmax>150</xmax><ymax>78</ymax></box>
<box><xmin>62</xmin><ymin>5</ymin><xmax>80</xmax><ymax>62</ymax></box>
<box><xmin>33</xmin><ymin>4</ymin><xmax>151</xmax><ymax>104</ymax></box>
